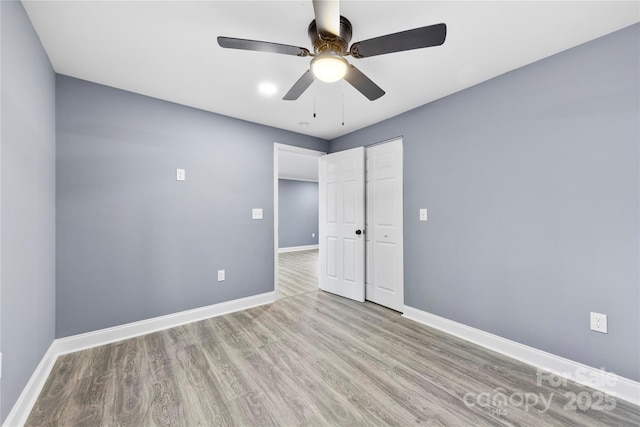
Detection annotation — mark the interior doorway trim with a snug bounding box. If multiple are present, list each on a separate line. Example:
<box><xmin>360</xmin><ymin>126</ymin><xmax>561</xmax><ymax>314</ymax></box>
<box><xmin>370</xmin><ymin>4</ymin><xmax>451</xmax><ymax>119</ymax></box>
<box><xmin>273</xmin><ymin>143</ymin><xmax>326</xmax><ymax>298</ymax></box>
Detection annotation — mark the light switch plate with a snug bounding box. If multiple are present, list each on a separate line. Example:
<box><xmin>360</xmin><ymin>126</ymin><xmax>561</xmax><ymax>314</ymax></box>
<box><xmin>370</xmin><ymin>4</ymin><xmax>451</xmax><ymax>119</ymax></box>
<box><xmin>252</xmin><ymin>208</ymin><xmax>263</xmax><ymax>220</ymax></box>
<box><xmin>176</xmin><ymin>168</ymin><xmax>186</xmax><ymax>181</ymax></box>
<box><xmin>419</xmin><ymin>208</ymin><xmax>428</xmax><ymax>221</ymax></box>
<box><xmin>217</xmin><ymin>270</ymin><xmax>225</xmax><ymax>282</ymax></box>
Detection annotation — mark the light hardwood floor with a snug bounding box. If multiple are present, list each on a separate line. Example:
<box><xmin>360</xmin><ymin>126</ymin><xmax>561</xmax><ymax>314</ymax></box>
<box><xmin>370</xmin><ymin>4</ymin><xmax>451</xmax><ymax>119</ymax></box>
<box><xmin>278</xmin><ymin>249</ymin><xmax>319</xmax><ymax>299</ymax></box>
<box><xmin>27</xmin><ymin>289</ymin><xmax>639</xmax><ymax>426</ymax></box>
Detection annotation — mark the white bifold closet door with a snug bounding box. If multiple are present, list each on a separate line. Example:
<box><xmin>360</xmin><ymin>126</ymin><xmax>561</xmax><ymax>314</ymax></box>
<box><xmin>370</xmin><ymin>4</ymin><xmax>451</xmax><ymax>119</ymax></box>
<box><xmin>365</xmin><ymin>139</ymin><xmax>404</xmax><ymax>312</ymax></box>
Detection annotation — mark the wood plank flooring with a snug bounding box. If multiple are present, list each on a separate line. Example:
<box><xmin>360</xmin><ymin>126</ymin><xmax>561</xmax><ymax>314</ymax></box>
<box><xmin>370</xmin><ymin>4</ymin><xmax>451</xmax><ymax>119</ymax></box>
<box><xmin>27</xmin><ymin>290</ymin><xmax>639</xmax><ymax>426</ymax></box>
<box><xmin>278</xmin><ymin>249</ymin><xmax>318</xmax><ymax>299</ymax></box>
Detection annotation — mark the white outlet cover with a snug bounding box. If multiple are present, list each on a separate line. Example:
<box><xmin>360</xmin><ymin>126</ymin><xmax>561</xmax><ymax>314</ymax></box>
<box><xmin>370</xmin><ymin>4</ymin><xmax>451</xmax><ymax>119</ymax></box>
<box><xmin>176</xmin><ymin>168</ymin><xmax>186</xmax><ymax>181</ymax></box>
<box><xmin>590</xmin><ymin>312</ymin><xmax>608</xmax><ymax>333</ymax></box>
<box><xmin>252</xmin><ymin>208</ymin><xmax>263</xmax><ymax>220</ymax></box>
<box><xmin>217</xmin><ymin>270</ymin><xmax>225</xmax><ymax>281</ymax></box>
<box><xmin>419</xmin><ymin>208</ymin><xmax>428</xmax><ymax>221</ymax></box>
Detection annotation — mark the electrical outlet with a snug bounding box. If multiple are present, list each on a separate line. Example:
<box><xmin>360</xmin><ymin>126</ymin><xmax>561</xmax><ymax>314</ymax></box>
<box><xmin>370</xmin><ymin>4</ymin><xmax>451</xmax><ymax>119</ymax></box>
<box><xmin>176</xmin><ymin>168</ymin><xmax>186</xmax><ymax>181</ymax></box>
<box><xmin>217</xmin><ymin>270</ymin><xmax>225</xmax><ymax>282</ymax></box>
<box><xmin>252</xmin><ymin>208</ymin><xmax>263</xmax><ymax>220</ymax></box>
<box><xmin>312</xmin><ymin>232</ymin><xmax>315</xmax><ymax>238</ymax></box>
<box><xmin>419</xmin><ymin>208</ymin><xmax>428</xmax><ymax>221</ymax></box>
<box><xmin>590</xmin><ymin>312</ymin><xmax>607</xmax><ymax>333</ymax></box>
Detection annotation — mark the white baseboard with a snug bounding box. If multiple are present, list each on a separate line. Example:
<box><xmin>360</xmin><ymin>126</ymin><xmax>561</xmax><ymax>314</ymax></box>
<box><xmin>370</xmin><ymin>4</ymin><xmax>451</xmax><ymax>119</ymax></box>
<box><xmin>3</xmin><ymin>344</ymin><xmax>58</xmax><ymax>427</ymax></box>
<box><xmin>278</xmin><ymin>244</ymin><xmax>319</xmax><ymax>253</ymax></box>
<box><xmin>52</xmin><ymin>291</ymin><xmax>276</xmax><ymax>356</ymax></box>
<box><xmin>3</xmin><ymin>291</ymin><xmax>276</xmax><ymax>427</ymax></box>
<box><xmin>402</xmin><ymin>305</ymin><xmax>640</xmax><ymax>406</ymax></box>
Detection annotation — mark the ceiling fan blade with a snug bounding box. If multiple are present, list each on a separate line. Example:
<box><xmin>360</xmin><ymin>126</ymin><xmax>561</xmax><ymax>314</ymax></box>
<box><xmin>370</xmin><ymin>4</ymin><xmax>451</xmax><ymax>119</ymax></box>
<box><xmin>344</xmin><ymin>65</ymin><xmax>385</xmax><ymax>101</ymax></box>
<box><xmin>312</xmin><ymin>0</ymin><xmax>341</xmax><ymax>38</ymax></box>
<box><xmin>350</xmin><ymin>23</ymin><xmax>446</xmax><ymax>58</ymax></box>
<box><xmin>283</xmin><ymin>70</ymin><xmax>315</xmax><ymax>100</ymax></box>
<box><xmin>217</xmin><ymin>37</ymin><xmax>310</xmax><ymax>57</ymax></box>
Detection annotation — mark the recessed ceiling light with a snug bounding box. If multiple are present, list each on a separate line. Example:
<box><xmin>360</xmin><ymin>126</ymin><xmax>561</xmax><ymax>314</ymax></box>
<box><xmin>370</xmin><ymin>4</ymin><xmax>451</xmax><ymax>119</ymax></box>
<box><xmin>299</xmin><ymin>122</ymin><xmax>309</xmax><ymax>128</ymax></box>
<box><xmin>258</xmin><ymin>82</ymin><xmax>277</xmax><ymax>97</ymax></box>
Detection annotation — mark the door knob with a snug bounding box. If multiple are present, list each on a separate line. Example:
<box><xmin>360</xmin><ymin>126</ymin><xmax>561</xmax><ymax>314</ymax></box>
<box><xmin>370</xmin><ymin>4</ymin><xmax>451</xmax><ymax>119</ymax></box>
<box><xmin>355</xmin><ymin>229</ymin><xmax>364</xmax><ymax>235</ymax></box>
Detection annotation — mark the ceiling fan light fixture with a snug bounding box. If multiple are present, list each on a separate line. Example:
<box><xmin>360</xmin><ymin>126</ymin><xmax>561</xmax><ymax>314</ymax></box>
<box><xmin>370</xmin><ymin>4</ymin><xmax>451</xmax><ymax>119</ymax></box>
<box><xmin>311</xmin><ymin>53</ymin><xmax>348</xmax><ymax>83</ymax></box>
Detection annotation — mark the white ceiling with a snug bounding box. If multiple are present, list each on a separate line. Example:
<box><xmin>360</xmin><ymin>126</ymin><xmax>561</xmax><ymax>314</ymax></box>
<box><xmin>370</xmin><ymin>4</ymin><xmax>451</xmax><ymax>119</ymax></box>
<box><xmin>22</xmin><ymin>1</ymin><xmax>639</xmax><ymax>140</ymax></box>
<box><xmin>279</xmin><ymin>150</ymin><xmax>319</xmax><ymax>181</ymax></box>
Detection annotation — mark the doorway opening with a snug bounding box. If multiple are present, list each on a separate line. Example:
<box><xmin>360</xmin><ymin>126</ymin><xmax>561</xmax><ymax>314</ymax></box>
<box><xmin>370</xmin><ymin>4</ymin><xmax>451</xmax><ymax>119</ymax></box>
<box><xmin>273</xmin><ymin>143</ymin><xmax>325</xmax><ymax>300</ymax></box>
<box><xmin>274</xmin><ymin>138</ymin><xmax>404</xmax><ymax>312</ymax></box>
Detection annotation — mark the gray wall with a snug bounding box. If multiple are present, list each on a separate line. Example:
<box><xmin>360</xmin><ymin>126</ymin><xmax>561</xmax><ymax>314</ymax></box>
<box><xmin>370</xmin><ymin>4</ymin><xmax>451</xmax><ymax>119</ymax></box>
<box><xmin>56</xmin><ymin>75</ymin><xmax>328</xmax><ymax>338</ymax></box>
<box><xmin>0</xmin><ymin>8</ymin><xmax>636</xmax><ymax>421</ymax></box>
<box><xmin>330</xmin><ymin>24</ymin><xmax>640</xmax><ymax>381</ymax></box>
<box><xmin>1</xmin><ymin>0</ymin><xmax>57</xmax><ymax>422</ymax></box>
<box><xmin>278</xmin><ymin>179</ymin><xmax>319</xmax><ymax>248</ymax></box>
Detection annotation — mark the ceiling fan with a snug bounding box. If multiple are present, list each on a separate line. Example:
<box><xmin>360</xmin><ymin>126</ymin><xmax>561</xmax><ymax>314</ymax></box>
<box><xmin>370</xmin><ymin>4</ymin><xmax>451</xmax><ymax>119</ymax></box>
<box><xmin>217</xmin><ymin>0</ymin><xmax>446</xmax><ymax>101</ymax></box>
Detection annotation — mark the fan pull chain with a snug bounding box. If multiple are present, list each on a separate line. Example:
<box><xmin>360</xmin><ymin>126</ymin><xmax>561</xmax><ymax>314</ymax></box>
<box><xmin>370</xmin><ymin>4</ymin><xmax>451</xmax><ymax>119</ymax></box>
<box><xmin>341</xmin><ymin>81</ymin><xmax>345</xmax><ymax>126</ymax></box>
<box><xmin>313</xmin><ymin>77</ymin><xmax>317</xmax><ymax>118</ymax></box>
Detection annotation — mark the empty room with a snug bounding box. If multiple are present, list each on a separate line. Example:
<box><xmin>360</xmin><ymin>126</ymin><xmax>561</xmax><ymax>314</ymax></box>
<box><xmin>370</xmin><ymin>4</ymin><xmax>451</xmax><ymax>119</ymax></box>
<box><xmin>1</xmin><ymin>1</ymin><xmax>639</xmax><ymax>425</ymax></box>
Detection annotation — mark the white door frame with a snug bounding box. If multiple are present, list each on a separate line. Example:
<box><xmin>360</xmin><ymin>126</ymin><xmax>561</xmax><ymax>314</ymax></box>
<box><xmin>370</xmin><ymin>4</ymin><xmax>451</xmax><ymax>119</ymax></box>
<box><xmin>273</xmin><ymin>143</ymin><xmax>326</xmax><ymax>298</ymax></box>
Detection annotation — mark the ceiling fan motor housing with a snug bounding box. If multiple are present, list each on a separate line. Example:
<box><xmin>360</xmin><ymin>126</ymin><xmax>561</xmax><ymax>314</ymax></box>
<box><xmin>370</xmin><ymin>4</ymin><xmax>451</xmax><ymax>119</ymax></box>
<box><xmin>308</xmin><ymin>16</ymin><xmax>353</xmax><ymax>55</ymax></box>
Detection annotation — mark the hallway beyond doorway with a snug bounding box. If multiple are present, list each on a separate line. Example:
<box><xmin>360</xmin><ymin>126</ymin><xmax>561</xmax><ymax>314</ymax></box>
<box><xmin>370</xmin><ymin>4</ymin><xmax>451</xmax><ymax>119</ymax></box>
<box><xmin>278</xmin><ymin>249</ymin><xmax>318</xmax><ymax>299</ymax></box>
